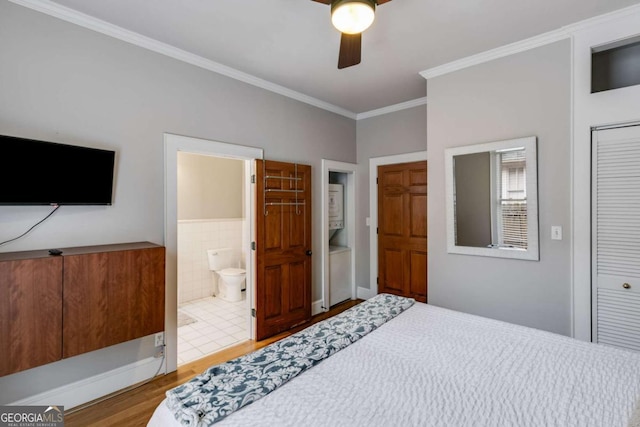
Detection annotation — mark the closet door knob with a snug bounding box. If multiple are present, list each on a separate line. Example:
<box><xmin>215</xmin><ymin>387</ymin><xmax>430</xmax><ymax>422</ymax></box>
<box><xmin>306</xmin><ymin>250</ymin><xmax>312</xmax><ymax>256</ymax></box>
<box><xmin>623</xmin><ymin>283</ymin><xmax>631</xmax><ymax>289</ymax></box>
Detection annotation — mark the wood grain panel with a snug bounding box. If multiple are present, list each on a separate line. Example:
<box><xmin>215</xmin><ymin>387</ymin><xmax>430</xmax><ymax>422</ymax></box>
<box><xmin>63</xmin><ymin>246</ymin><xmax>165</xmax><ymax>358</ymax></box>
<box><xmin>289</xmin><ymin>207</ymin><xmax>306</xmax><ymax>248</ymax></box>
<box><xmin>409</xmin><ymin>168</ymin><xmax>427</xmax><ymax>186</ymax></box>
<box><xmin>410</xmin><ymin>251</ymin><xmax>428</xmax><ymax>302</ymax></box>
<box><xmin>264</xmin><ymin>266</ymin><xmax>283</xmax><ymax>320</ymax></box>
<box><xmin>382</xmin><ymin>249</ymin><xmax>404</xmax><ymax>293</ymax></box>
<box><xmin>382</xmin><ymin>170</ymin><xmax>403</xmax><ymax>186</ymax></box>
<box><xmin>0</xmin><ymin>257</ymin><xmax>63</xmax><ymax>376</ymax></box>
<box><xmin>382</xmin><ymin>194</ymin><xmax>403</xmax><ymax>236</ymax></box>
<box><xmin>410</xmin><ymin>194</ymin><xmax>428</xmax><ymax>238</ymax></box>
<box><xmin>265</xmin><ymin>203</ymin><xmax>282</xmax><ymax>251</ymax></box>
<box><xmin>289</xmin><ymin>261</ymin><xmax>307</xmax><ymax>312</ymax></box>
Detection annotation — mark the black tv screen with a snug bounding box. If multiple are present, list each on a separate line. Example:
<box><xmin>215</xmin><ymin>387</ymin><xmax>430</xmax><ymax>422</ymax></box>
<box><xmin>0</xmin><ymin>134</ymin><xmax>115</xmax><ymax>205</ymax></box>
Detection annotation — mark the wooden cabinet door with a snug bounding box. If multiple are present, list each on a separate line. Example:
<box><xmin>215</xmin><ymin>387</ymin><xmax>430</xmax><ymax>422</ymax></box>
<box><xmin>0</xmin><ymin>257</ymin><xmax>63</xmax><ymax>376</ymax></box>
<box><xmin>255</xmin><ymin>160</ymin><xmax>312</xmax><ymax>340</ymax></box>
<box><xmin>63</xmin><ymin>246</ymin><xmax>165</xmax><ymax>357</ymax></box>
<box><xmin>378</xmin><ymin>161</ymin><xmax>428</xmax><ymax>302</ymax></box>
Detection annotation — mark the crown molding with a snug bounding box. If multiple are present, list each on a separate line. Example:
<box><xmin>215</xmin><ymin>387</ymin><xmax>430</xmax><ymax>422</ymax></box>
<box><xmin>8</xmin><ymin>0</ymin><xmax>358</xmax><ymax>120</ymax></box>
<box><xmin>420</xmin><ymin>2</ymin><xmax>640</xmax><ymax>80</ymax></box>
<box><xmin>561</xmin><ymin>2</ymin><xmax>640</xmax><ymax>34</ymax></box>
<box><xmin>17</xmin><ymin>0</ymin><xmax>638</xmax><ymax>121</ymax></box>
<box><xmin>419</xmin><ymin>30</ymin><xmax>570</xmax><ymax>80</ymax></box>
<box><xmin>356</xmin><ymin>97</ymin><xmax>427</xmax><ymax>120</ymax></box>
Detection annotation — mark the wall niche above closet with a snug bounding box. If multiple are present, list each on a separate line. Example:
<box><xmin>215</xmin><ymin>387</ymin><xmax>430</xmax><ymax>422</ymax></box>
<box><xmin>592</xmin><ymin>35</ymin><xmax>640</xmax><ymax>93</ymax></box>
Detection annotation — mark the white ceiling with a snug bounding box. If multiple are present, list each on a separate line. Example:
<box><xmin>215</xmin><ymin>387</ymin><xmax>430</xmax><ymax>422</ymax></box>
<box><xmin>38</xmin><ymin>0</ymin><xmax>640</xmax><ymax>114</ymax></box>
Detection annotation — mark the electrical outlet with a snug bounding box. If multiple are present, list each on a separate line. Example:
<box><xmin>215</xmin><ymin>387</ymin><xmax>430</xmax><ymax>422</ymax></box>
<box><xmin>154</xmin><ymin>332</ymin><xmax>164</xmax><ymax>347</ymax></box>
<box><xmin>154</xmin><ymin>347</ymin><xmax>165</xmax><ymax>359</ymax></box>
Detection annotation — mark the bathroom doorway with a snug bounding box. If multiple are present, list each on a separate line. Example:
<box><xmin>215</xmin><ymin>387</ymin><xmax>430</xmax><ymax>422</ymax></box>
<box><xmin>175</xmin><ymin>152</ymin><xmax>250</xmax><ymax>365</ymax></box>
<box><xmin>165</xmin><ymin>133</ymin><xmax>263</xmax><ymax>373</ymax></box>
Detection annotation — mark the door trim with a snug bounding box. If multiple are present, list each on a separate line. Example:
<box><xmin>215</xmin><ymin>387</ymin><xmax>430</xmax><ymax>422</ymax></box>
<box><xmin>369</xmin><ymin>151</ymin><xmax>427</xmax><ymax>298</ymax></box>
<box><xmin>164</xmin><ymin>133</ymin><xmax>263</xmax><ymax>373</ymax></box>
<box><xmin>321</xmin><ymin>159</ymin><xmax>357</xmax><ymax>311</ymax></box>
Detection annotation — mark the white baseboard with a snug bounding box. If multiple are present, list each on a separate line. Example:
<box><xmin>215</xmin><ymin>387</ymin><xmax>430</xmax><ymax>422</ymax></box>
<box><xmin>357</xmin><ymin>287</ymin><xmax>376</xmax><ymax>300</ymax></box>
<box><xmin>312</xmin><ymin>299</ymin><xmax>325</xmax><ymax>316</ymax></box>
<box><xmin>10</xmin><ymin>356</ymin><xmax>165</xmax><ymax>410</ymax></box>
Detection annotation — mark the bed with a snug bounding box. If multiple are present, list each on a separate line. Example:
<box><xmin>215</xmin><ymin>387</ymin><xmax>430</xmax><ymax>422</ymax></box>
<box><xmin>149</xmin><ymin>294</ymin><xmax>640</xmax><ymax>427</ymax></box>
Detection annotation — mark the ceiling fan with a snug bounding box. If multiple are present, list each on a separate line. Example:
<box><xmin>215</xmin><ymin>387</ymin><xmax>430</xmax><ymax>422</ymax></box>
<box><xmin>312</xmin><ymin>0</ymin><xmax>392</xmax><ymax>69</ymax></box>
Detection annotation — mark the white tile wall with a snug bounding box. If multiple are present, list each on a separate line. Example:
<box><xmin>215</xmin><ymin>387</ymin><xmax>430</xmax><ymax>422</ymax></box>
<box><xmin>178</xmin><ymin>218</ymin><xmax>246</xmax><ymax>304</ymax></box>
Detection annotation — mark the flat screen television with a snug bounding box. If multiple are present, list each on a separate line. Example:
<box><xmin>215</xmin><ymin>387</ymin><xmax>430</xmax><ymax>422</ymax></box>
<box><xmin>0</xmin><ymin>134</ymin><xmax>116</xmax><ymax>205</ymax></box>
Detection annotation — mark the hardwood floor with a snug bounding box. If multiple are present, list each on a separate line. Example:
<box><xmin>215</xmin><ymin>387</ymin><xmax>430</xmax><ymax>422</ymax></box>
<box><xmin>65</xmin><ymin>299</ymin><xmax>362</xmax><ymax>427</ymax></box>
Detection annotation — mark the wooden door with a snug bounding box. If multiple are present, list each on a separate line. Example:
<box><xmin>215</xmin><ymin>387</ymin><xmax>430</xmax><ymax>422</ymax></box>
<box><xmin>255</xmin><ymin>160</ymin><xmax>312</xmax><ymax>340</ymax></box>
<box><xmin>378</xmin><ymin>161</ymin><xmax>427</xmax><ymax>302</ymax></box>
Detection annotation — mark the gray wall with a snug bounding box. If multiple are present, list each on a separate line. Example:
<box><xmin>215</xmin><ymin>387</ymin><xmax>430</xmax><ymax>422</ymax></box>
<box><xmin>355</xmin><ymin>105</ymin><xmax>427</xmax><ymax>289</ymax></box>
<box><xmin>427</xmin><ymin>40</ymin><xmax>572</xmax><ymax>335</ymax></box>
<box><xmin>0</xmin><ymin>2</ymin><xmax>355</xmax><ymax>403</ymax></box>
<box><xmin>178</xmin><ymin>153</ymin><xmax>244</xmax><ymax>220</ymax></box>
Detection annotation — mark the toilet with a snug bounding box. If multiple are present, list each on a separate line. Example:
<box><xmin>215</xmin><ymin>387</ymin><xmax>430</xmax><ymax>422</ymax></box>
<box><xmin>206</xmin><ymin>248</ymin><xmax>246</xmax><ymax>302</ymax></box>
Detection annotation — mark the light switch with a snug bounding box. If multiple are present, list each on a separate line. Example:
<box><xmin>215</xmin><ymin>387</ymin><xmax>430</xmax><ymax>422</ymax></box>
<box><xmin>365</xmin><ymin>217</ymin><xmax>370</xmax><ymax>226</ymax></box>
<box><xmin>551</xmin><ymin>226</ymin><xmax>562</xmax><ymax>240</ymax></box>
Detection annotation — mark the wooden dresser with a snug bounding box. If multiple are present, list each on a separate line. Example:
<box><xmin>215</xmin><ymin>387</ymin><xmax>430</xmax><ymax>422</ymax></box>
<box><xmin>0</xmin><ymin>242</ymin><xmax>165</xmax><ymax>377</ymax></box>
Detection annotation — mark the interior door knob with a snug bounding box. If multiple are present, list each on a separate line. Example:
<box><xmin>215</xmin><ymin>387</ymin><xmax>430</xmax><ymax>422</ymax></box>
<box><xmin>623</xmin><ymin>283</ymin><xmax>631</xmax><ymax>289</ymax></box>
<box><xmin>306</xmin><ymin>250</ymin><xmax>312</xmax><ymax>256</ymax></box>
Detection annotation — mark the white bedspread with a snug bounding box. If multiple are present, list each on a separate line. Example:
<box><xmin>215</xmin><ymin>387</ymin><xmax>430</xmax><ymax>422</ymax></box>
<box><xmin>149</xmin><ymin>303</ymin><xmax>640</xmax><ymax>427</ymax></box>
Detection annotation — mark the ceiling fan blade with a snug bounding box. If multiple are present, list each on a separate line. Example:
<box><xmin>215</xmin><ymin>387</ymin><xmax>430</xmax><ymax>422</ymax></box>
<box><xmin>376</xmin><ymin>0</ymin><xmax>392</xmax><ymax>4</ymax></box>
<box><xmin>338</xmin><ymin>32</ymin><xmax>361</xmax><ymax>69</ymax></box>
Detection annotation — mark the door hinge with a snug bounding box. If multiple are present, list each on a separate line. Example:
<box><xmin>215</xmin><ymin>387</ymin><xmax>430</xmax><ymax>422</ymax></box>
<box><xmin>377</xmin><ymin>277</ymin><xmax>379</xmax><ymax>284</ymax></box>
<box><xmin>376</xmin><ymin>177</ymin><xmax>378</xmax><ymax>184</ymax></box>
<box><xmin>251</xmin><ymin>308</ymin><xmax>256</xmax><ymax>318</ymax></box>
<box><xmin>376</xmin><ymin>227</ymin><xmax>378</xmax><ymax>234</ymax></box>
<box><xmin>251</xmin><ymin>241</ymin><xmax>256</xmax><ymax>251</ymax></box>
<box><xmin>251</xmin><ymin>174</ymin><xmax>256</xmax><ymax>184</ymax></box>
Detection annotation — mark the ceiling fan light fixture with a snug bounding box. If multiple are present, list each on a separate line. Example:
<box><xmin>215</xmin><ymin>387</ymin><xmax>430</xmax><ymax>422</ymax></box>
<box><xmin>331</xmin><ymin>0</ymin><xmax>376</xmax><ymax>34</ymax></box>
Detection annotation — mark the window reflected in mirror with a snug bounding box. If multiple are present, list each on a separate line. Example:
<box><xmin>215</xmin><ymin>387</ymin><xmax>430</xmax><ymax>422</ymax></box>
<box><xmin>496</xmin><ymin>147</ymin><xmax>527</xmax><ymax>250</ymax></box>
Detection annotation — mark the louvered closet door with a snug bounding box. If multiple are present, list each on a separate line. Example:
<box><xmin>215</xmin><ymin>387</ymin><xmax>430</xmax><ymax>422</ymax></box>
<box><xmin>593</xmin><ymin>124</ymin><xmax>640</xmax><ymax>351</ymax></box>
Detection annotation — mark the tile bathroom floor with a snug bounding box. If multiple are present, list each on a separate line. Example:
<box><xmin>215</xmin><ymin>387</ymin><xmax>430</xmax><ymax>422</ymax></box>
<box><xmin>177</xmin><ymin>294</ymin><xmax>249</xmax><ymax>366</ymax></box>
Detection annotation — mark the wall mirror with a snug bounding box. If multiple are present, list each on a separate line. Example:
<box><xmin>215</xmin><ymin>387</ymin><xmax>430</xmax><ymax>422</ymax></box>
<box><xmin>445</xmin><ymin>136</ymin><xmax>539</xmax><ymax>261</ymax></box>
